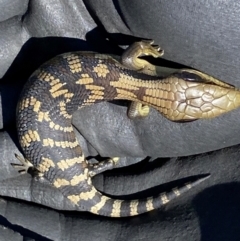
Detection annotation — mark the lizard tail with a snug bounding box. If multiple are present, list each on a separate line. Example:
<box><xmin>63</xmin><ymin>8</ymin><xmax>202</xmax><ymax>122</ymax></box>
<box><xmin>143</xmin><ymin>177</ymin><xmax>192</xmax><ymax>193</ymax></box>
<box><xmin>66</xmin><ymin>173</ymin><xmax>209</xmax><ymax>217</ymax></box>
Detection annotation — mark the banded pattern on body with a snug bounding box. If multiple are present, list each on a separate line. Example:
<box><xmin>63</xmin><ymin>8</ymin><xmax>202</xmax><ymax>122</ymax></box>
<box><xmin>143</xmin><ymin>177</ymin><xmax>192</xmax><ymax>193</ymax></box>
<box><xmin>17</xmin><ymin>52</ymin><xmax>239</xmax><ymax>217</ymax></box>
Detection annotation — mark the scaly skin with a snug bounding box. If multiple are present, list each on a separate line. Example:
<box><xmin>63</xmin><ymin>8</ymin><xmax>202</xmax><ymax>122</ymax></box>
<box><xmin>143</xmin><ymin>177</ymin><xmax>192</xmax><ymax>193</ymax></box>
<box><xmin>15</xmin><ymin>41</ymin><xmax>238</xmax><ymax>217</ymax></box>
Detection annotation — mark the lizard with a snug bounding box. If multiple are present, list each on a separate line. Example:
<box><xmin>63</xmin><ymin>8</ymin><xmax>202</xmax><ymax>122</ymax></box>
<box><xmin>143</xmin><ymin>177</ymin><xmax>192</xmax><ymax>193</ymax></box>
<box><xmin>13</xmin><ymin>40</ymin><xmax>240</xmax><ymax>217</ymax></box>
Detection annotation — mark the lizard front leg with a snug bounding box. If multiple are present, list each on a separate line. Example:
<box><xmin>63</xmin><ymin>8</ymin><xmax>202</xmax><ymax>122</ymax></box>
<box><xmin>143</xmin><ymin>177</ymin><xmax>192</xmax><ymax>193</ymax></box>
<box><xmin>121</xmin><ymin>40</ymin><xmax>163</xmax><ymax>118</ymax></box>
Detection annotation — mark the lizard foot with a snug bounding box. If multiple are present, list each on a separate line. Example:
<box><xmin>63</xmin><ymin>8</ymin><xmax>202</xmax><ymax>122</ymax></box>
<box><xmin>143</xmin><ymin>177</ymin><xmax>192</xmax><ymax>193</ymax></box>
<box><xmin>11</xmin><ymin>153</ymin><xmax>43</xmax><ymax>178</ymax></box>
<box><xmin>88</xmin><ymin>157</ymin><xmax>120</xmax><ymax>177</ymax></box>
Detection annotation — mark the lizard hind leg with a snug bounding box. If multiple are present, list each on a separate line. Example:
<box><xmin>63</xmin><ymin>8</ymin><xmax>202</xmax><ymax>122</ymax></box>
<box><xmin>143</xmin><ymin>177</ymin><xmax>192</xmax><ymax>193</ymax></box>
<box><xmin>88</xmin><ymin>157</ymin><xmax>120</xmax><ymax>177</ymax></box>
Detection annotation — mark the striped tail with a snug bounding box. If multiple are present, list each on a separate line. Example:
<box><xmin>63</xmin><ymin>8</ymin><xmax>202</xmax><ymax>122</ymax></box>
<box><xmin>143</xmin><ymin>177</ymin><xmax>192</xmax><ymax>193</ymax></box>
<box><xmin>65</xmin><ymin>173</ymin><xmax>210</xmax><ymax>217</ymax></box>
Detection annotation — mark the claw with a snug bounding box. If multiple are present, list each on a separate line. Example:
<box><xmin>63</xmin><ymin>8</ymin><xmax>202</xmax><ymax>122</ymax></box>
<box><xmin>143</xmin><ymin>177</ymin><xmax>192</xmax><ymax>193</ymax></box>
<box><xmin>142</xmin><ymin>39</ymin><xmax>155</xmax><ymax>45</ymax></box>
<box><xmin>149</xmin><ymin>39</ymin><xmax>154</xmax><ymax>45</ymax></box>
